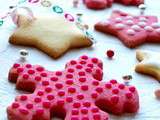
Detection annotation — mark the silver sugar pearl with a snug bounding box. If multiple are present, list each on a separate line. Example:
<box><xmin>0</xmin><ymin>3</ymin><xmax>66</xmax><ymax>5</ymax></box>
<box><xmin>123</xmin><ymin>75</ymin><xmax>132</xmax><ymax>86</ymax></box>
<box><xmin>138</xmin><ymin>4</ymin><xmax>147</xmax><ymax>15</ymax></box>
<box><xmin>138</xmin><ymin>4</ymin><xmax>146</xmax><ymax>10</ymax></box>
<box><xmin>19</xmin><ymin>49</ymin><xmax>29</xmax><ymax>59</ymax></box>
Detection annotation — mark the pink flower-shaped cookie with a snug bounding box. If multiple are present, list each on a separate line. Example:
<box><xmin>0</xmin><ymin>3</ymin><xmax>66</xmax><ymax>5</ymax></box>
<box><xmin>95</xmin><ymin>10</ymin><xmax>160</xmax><ymax>48</ymax></box>
<box><xmin>84</xmin><ymin>0</ymin><xmax>144</xmax><ymax>9</ymax></box>
<box><xmin>7</xmin><ymin>55</ymin><xmax>139</xmax><ymax>120</ymax></box>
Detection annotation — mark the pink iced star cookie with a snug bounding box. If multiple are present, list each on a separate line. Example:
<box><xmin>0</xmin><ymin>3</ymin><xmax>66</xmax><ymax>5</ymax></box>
<box><xmin>7</xmin><ymin>55</ymin><xmax>139</xmax><ymax>120</ymax></box>
<box><xmin>95</xmin><ymin>10</ymin><xmax>160</xmax><ymax>48</ymax></box>
<box><xmin>83</xmin><ymin>0</ymin><xmax>144</xmax><ymax>10</ymax></box>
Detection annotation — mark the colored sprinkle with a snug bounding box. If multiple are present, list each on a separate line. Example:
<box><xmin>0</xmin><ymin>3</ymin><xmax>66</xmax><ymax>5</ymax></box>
<box><xmin>77</xmin><ymin>17</ymin><xmax>82</xmax><ymax>22</ymax></box>
<box><xmin>52</xmin><ymin>6</ymin><xmax>63</xmax><ymax>14</ymax></box>
<box><xmin>28</xmin><ymin>0</ymin><xmax>40</xmax><ymax>4</ymax></box>
<box><xmin>86</xmin><ymin>31</ymin><xmax>95</xmax><ymax>43</ymax></box>
<box><xmin>41</xmin><ymin>0</ymin><xmax>52</xmax><ymax>7</ymax></box>
<box><xmin>86</xmin><ymin>31</ymin><xmax>93</xmax><ymax>39</ymax></box>
<box><xmin>0</xmin><ymin>20</ymin><xmax>3</xmax><ymax>26</ymax></box>
<box><xmin>65</xmin><ymin>13</ymin><xmax>74</xmax><ymax>22</ymax></box>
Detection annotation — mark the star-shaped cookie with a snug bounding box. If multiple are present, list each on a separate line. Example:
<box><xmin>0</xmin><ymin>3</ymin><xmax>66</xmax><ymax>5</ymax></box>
<box><xmin>95</xmin><ymin>10</ymin><xmax>160</xmax><ymax>48</ymax></box>
<box><xmin>135</xmin><ymin>50</ymin><xmax>160</xmax><ymax>81</ymax></box>
<box><xmin>9</xmin><ymin>15</ymin><xmax>93</xmax><ymax>58</ymax></box>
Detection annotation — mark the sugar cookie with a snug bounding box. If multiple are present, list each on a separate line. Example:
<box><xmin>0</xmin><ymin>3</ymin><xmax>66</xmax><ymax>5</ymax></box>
<box><xmin>135</xmin><ymin>50</ymin><xmax>160</xmax><ymax>80</ymax></box>
<box><xmin>9</xmin><ymin>15</ymin><xmax>92</xmax><ymax>58</ymax></box>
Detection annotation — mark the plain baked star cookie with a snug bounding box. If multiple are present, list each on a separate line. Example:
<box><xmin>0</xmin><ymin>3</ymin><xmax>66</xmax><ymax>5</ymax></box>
<box><xmin>9</xmin><ymin>15</ymin><xmax>93</xmax><ymax>58</ymax></box>
<box><xmin>84</xmin><ymin>0</ymin><xmax>144</xmax><ymax>10</ymax></box>
<box><xmin>7</xmin><ymin>55</ymin><xmax>139</xmax><ymax>120</ymax></box>
<box><xmin>135</xmin><ymin>50</ymin><xmax>160</xmax><ymax>81</ymax></box>
<box><xmin>95</xmin><ymin>10</ymin><xmax>160</xmax><ymax>48</ymax></box>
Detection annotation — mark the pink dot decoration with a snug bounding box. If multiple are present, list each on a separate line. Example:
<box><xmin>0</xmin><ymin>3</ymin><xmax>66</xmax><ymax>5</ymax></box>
<box><xmin>65</xmin><ymin>13</ymin><xmax>74</xmax><ymax>22</ymax></box>
<box><xmin>28</xmin><ymin>0</ymin><xmax>39</xmax><ymax>3</ymax></box>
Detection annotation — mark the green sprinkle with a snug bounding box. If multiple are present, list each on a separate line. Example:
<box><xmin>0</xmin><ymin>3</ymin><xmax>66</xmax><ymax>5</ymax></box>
<box><xmin>52</xmin><ymin>6</ymin><xmax>63</xmax><ymax>14</ymax></box>
<box><xmin>0</xmin><ymin>20</ymin><xmax>3</xmax><ymax>26</ymax></box>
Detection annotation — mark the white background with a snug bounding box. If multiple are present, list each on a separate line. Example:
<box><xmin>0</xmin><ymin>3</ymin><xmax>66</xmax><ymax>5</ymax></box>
<box><xmin>0</xmin><ymin>0</ymin><xmax>160</xmax><ymax>120</ymax></box>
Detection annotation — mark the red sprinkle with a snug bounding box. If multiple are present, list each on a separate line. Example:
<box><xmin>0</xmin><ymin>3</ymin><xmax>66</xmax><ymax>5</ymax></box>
<box><xmin>106</xmin><ymin>50</ymin><xmax>114</xmax><ymax>58</ymax></box>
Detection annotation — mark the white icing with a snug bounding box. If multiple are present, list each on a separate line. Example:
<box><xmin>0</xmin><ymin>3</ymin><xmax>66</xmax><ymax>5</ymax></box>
<box><xmin>156</xmin><ymin>28</ymin><xmax>160</xmax><ymax>34</ymax></box>
<box><xmin>115</xmin><ymin>17</ymin><xmax>123</xmax><ymax>23</ymax></box>
<box><xmin>144</xmin><ymin>26</ymin><xmax>154</xmax><ymax>32</ymax></box>
<box><xmin>125</xmin><ymin>16</ymin><xmax>133</xmax><ymax>20</ymax></box>
<box><xmin>115</xmin><ymin>23</ymin><xmax>125</xmax><ymax>30</ymax></box>
<box><xmin>139</xmin><ymin>17</ymin><xmax>148</xmax><ymax>22</ymax></box>
<box><xmin>126</xmin><ymin>20</ymin><xmax>134</xmax><ymax>25</ymax></box>
<box><xmin>138</xmin><ymin>22</ymin><xmax>147</xmax><ymax>27</ymax></box>
<box><xmin>151</xmin><ymin>23</ymin><xmax>160</xmax><ymax>28</ymax></box>
<box><xmin>131</xmin><ymin>25</ymin><xmax>141</xmax><ymax>32</ymax></box>
<box><xmin>127</xmin><ymin>29</ymin><xmax>136</xmax><ymax>35</ymax></box>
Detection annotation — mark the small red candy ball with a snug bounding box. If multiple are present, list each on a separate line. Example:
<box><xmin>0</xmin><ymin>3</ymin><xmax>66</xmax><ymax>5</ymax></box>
<box><xmin>106</xmin><ymin>50</ymin><xmax>114</xmax><ymax>58</ymax></box>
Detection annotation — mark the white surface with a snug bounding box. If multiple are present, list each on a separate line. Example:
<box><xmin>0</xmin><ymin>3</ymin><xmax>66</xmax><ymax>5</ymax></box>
<box><xmin>0</xmin><ymin>0</ymin><xmax>160</xmax><ymax>120</ymax></box>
